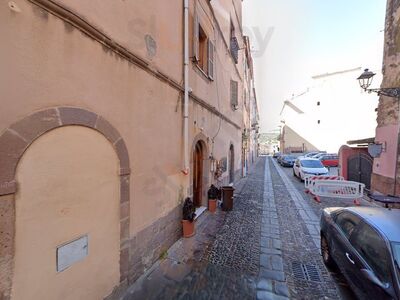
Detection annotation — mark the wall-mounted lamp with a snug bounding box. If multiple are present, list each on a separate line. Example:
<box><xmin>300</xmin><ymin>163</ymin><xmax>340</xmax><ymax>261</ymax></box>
<box><xmin>357</xmin><ymin>69</ymin><xmax>400</xmax><ymax>98</ymax></box>
<box><xmin>210</xmin><ymin>156</ymin><xmax>216</xmax><ymax>173</ymax></box>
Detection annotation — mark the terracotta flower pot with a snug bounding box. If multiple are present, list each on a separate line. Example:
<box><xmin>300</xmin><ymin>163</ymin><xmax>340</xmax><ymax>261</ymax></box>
<box><xmin>182</xmin><ymin>219</ymin><xmax>195</xmax><ymax>238</ymax></box>
<box><xmin>208</xmin><ymin>199</ymin><xmax>217</xmax><ymax>213</ymax></box>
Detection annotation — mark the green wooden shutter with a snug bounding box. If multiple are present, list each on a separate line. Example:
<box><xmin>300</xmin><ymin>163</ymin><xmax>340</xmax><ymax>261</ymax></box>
<box><xmin>208</xmin><ymin>40</ymin><xmax>214</xmax><ymax>80</ymax></box>
<box><xmin>193</xmin><ymin>14</ymin><xmax>199</xmax><ymax>62</ymax></box>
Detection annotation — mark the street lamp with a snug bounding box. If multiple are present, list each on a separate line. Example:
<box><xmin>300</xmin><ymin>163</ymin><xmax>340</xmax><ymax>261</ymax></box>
<box><xmin>357</xmin><ymin>68</ymin><xmax>400</xmax><ymax>98</ymax></box>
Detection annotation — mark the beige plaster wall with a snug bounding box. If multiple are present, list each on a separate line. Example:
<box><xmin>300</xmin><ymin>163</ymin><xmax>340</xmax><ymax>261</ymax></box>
<box><xmin>281</xmin><ymin>126</ymin><xmax>319</xmax><ymax>153</ymax></box>
<box><xmin>1</xmin><ymin>0</ymin><xmax>242</xmax><ymax>237</ymax></box>
<box><xmin>58</xmin><ymin>0</ymin><xmax>183</xmax><ymax>83</ymax></box>
<box><xmin>189</xmin><ymin>0</ymin><xmax>244</xmax><ymax>127</ymax></box>
<box><xmin>12</xmin><ymin>126</ymin><xmax>120</xmax><ymax>300</ymax></box>
<box><xmin>1</xmin><ymin>0</ymin><xmax>185</xmax><ymax>235</ymax></box>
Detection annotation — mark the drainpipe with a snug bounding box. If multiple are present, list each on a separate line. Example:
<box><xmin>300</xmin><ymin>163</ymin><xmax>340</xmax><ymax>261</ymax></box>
<box><xmin>182</xmin><ymin>0</ymin><xmax>190</xmax><ymax>175</ymax></box>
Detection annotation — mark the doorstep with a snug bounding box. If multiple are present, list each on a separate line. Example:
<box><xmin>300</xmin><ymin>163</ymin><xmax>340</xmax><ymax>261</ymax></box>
<box><xmin>194</xmin><ymin>206</ymin><xmax>207</xmax><ymax>220</ymax></box>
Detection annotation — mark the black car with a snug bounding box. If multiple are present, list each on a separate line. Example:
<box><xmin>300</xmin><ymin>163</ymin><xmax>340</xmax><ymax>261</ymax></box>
<box><xmin>279</xmin><ymin>155</ymin><xmax>296</xmax><ymax>167</ymax></box>
<box><xmin>320</xmin><ymin>207</ymin><xmax>400</xmax><ymax>299</ymax></box>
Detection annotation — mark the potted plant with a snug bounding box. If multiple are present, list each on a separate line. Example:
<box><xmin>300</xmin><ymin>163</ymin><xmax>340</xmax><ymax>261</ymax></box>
<box><xmin>207</xmin><ymin>184</ymin><xmax>220</xmax><ymax>213</ymax></box>
<box><xmin>182</xmin><ymin>197</ymin><xmax>196</xmax><ymax>237</ymax></box>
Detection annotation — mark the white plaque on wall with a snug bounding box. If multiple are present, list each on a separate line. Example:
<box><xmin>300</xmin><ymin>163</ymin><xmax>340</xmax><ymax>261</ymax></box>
<box><xmin>57</xmin><ymin>235</ymin><xmax>88</xmax><ymax>272</ymax></box>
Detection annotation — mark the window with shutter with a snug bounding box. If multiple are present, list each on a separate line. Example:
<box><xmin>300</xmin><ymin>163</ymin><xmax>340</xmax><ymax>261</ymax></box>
<box><xmin>208</xmin><ymin>40</ymin><xmax>215</xmax><ymax>80</ymax></box>
<box><xmin>230</xmin><ymin>80</ymin><xmax>238</xmax><ymax>110</ymax></box>
<box><xmin>230</xmin><ymin>37</ymin><xmax>239</xmax><ymax>64</ymax></box>
<box><xmin>198</xmin><ymin>27</ymin><xmax>207</xmax><ymax>71</ymax></box>
<box><xmin>230</xmin><ymin>21</ymin><xmax>239</xmax><ymax>64</ymax></box>
<box><xmin>193</xmin><ymin>13</ymin><xmax>213</xmax><ymax>79</ymax></box>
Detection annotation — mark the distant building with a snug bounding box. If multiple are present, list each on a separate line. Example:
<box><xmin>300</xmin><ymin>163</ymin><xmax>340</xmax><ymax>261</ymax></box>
<box><xmin>280</xmin><ymin>67</ymin><xmax>379</xmax><ymax>154</ymax></box>
<box><xmin>279</xmin><ymin>125</ymin><xmax>319</xmax><ymax>154</ymax></box>
<box><xmin>242</xmin><ymin>36</ymin><xmax>260</xmax><ymax>175</ymax></box>
<box><xmin>259</xmin><ymin>132</ymin><xmax>279</xmax><ymax>155</ymax></box>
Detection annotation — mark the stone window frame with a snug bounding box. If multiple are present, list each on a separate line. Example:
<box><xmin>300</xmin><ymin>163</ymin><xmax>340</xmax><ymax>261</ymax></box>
<box><xmin>0</xmin><ymin>107</ymin><xmax>131</xmax><ymax>298</ymax></box>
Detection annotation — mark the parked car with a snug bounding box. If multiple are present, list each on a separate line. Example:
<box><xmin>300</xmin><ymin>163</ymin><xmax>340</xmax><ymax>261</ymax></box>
<box><xmin>293</xmin><ymin>158</ymin><xmax>328</xmax><ymax>181</ymax></box>
<box><xmin>279</xmin><ymin>155</ymin><xmax>296</xmax><ymax>167</ymax></box>
<box><xmin>273</xmin><ymin>152</ymin><xmax>281</xmax><ymax>159</ymax></box>
<box><xmin>298</xmin><ymin>151</ymin><xmax>327</xmax><ymax>159</ymax></box>
<box><xmin>311</xmin><ymin>152</ymin><xmax>326</xmax><ymax>159</ymax></box>
<box><xmin>304</xmin><ymin>151</ymin><xmax>321</xmax><ymax>158</ymax></box>
<box><xmin>320</xmin><ymin>207</ymin><xmax>400</xmax><ymax>300</ymax></box>
<box><xmin>319</xmin><ymin>154</ymin><xmax>339</xmax><ymax>167</ymax></box>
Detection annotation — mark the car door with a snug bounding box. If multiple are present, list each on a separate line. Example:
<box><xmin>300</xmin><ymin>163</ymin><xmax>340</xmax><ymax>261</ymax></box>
<box><xmin>320</xmin><ymin>155</ymin><xmax>328</xmax><ymax>167</ymax></box>
<box><xmin>329</xmin><ymin>211</ymin><xmax>366</xmax><ymax>296</ymax></box>
<box><xmin>349</xmin><ymin>222</ymin><xmax>394</xmax><ymax>300</ymax></box>
<box><xmin>326</xmin><ymin>155</ymin><xmax>334</xmax><ymax>167</ymax></box>
<box><xmin>294</xmin><ymin>159</ymin><xmax>300</xmax><ymax>176</ymax></box>
<box><xmin>322</xmin><ymin>155</ymin><xmax>334</xmax><ymax>167</ymax></box>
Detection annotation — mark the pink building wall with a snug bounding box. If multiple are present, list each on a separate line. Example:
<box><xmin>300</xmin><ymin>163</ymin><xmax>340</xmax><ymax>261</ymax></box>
<box><xmin>373</xmin><ymin>124</ymin><xmax>399</xmax><ymax>178</ymax></box>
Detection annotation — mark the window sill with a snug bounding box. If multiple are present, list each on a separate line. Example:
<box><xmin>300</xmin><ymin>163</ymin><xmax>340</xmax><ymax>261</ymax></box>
<box><xmin>193</xmin><ymin>63</ymin><xmax>213</xmax><ymax>82</ymax></box>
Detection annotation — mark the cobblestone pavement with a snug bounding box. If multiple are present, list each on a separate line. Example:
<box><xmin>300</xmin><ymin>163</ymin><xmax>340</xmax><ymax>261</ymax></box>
<box><xmin>121</xmin><ymin>156</ymin><xmax>376</xmax><ymax>299</ymax></box>
<box><xmin>270</xmin><ymin>156</ymin><xmax>377</xmax><ymax>300</ymax></box>
<box><xmin>124</xmin><ymin>158</ymin><xmax>287</xmax><ymax>300</ymax></box>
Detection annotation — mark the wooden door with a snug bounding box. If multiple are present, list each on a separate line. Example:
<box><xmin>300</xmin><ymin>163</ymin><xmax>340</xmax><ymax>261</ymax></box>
<box><xmin>193</xmin><ymin>142</ymin><xmax>203</xmax><ymax>207</ymax></box>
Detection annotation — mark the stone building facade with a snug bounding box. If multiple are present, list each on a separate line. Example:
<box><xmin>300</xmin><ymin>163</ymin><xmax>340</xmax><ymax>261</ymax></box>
<box><xmin>0</xmin><ymin>0</ymin><xmax>258</xmax><ymax>299</ymax></box>
<box><xmin>279</xmin><ymin>125</ymin><xmax>319</xmax><ymax>154</ymax></box>
<box><xmin>371</xmin><ymin>0</ymin><xmax>400</xmax><ymax>196</ymax></box>
<box><xmin>241</xmin><ymin>35</ymin><xmax>259</xmax><ymax>176</ymax></box>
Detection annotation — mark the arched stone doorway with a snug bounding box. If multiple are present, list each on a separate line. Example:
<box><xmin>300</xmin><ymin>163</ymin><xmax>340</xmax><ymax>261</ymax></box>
<box><xmin>191</xmin><ymin>135</ymin><xmax>209</xmax><ymax>209</ymax></box>
<box><xmin>193</xmin><ymin>141</ymin><xmax>204</xmax><ymax>207</ymax></box>
<box><xmin>229</xmin><ymin>144</ymin><xmax>235</xmax><ymax>184</ymax></box>
<box><xmin>0</xmin><ymin>107</ymin><xmax>131</xmax><ymax>300</ymax></box>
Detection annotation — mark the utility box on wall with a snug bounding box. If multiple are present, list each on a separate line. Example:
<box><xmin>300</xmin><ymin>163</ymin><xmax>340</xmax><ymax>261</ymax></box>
<box><xmin>57</xmin><ymin>235</ymin><xmax>89</xmax><ymax>272</ymax></box>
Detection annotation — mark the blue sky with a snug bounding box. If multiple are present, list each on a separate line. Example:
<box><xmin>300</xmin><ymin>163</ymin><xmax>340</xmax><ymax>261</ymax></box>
<box><xmin>243</xmin><ymin>0</ymin><xmax>386</xmax><ymax>132</ymax></box>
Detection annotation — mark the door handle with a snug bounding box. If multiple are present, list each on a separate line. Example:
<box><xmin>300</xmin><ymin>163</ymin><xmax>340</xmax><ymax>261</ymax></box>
<box><xmin>346</xmin><ymin>252</ymin><xmax>355</xmax><ymax>264</ymax></box>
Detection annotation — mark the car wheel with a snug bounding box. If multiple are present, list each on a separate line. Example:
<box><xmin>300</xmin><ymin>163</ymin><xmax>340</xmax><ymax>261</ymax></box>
<box><xmin>321</xmin><ymin>235</ymin><xmax>336</xmax><ymax>269</ymax></box>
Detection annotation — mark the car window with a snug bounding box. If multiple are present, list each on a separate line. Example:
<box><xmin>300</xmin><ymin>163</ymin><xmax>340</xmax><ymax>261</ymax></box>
<box><xmin>350</xmin><ymin>223</ymin><xmax>391</xmax><ymax>283</ymax></box>
<box><xmin>300</xmin><ymin>160</ymin><xmax>324</xmax><ymax>168</ymax></box>
<box><xmin>335</xmin><ymin>211</ymin><xmax>361</xmax><ymax>239</ymax></box>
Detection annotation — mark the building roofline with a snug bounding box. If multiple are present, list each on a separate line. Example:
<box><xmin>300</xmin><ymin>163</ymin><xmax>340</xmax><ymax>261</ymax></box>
<box><xmin>312</xmin><ymin>67</ymin><xmax>362</xmax><ymax>80</ymax></box>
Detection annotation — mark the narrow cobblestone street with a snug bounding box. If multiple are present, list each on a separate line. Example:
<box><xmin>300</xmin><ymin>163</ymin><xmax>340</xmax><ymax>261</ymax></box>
<box><xmin>3</xmin><ymin>2</ymin><xmax>395</xmax><ymax>299</ymax></box>
<box><xmin>122</xmin><ymin>157</ymin><xmax>377</xmax><ymax>299</ymax></box>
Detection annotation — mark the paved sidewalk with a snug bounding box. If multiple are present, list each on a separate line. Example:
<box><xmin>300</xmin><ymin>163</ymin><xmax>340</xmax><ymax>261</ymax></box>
<box><xmin>122</xmin><ymin>158</ymin><xmax>290</xmax><ymax>300</ymax></box>
<box><xmin>257</xmin><ymin>158</ymin><xmax>289</xmax><ymax>299</ymax></box>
